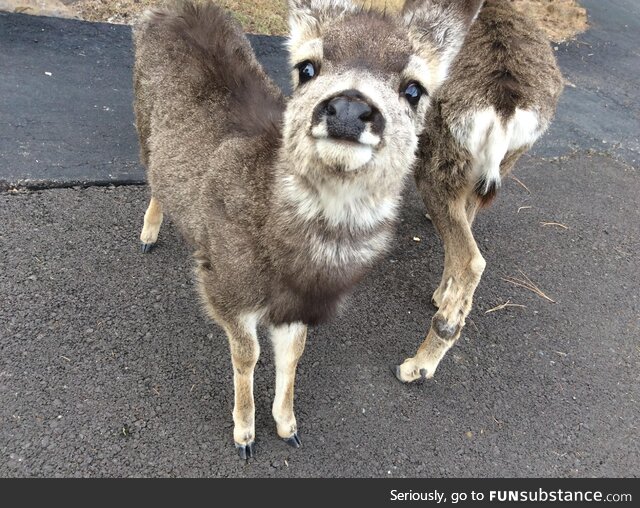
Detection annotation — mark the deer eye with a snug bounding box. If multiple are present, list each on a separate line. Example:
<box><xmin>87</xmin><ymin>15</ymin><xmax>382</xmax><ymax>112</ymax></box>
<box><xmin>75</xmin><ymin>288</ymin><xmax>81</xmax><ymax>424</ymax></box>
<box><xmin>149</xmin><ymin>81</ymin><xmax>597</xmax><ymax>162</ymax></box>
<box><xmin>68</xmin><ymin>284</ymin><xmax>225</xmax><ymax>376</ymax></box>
<box><xmin>297</xmin><ymin>61</ymin><xmax>318</xmax><ymax>85</ymax></box>
<box><xmin>402</xmin><ymin>82</ymin><xmax>426</xmax><ymax>107</ymax></box>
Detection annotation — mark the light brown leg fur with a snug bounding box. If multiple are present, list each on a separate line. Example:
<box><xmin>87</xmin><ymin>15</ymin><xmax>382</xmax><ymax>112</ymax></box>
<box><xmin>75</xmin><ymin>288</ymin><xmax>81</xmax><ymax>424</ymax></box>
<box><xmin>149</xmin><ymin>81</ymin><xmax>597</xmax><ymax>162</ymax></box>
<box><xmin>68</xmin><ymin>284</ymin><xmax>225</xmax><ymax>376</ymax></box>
<box><xmin>397</xmin><ymin>188</ymin><xmax>485</xmax><ymax>383</ymax></box>
<box><xmin>222</xmin><ymin>314</ymin><xmax>261</xmax><ymax>458</ymax></box>
<box><xmin>270</xmin><ymin>322</ymin><xmax>306</xmax><ymax>446</ymax></box>
<box><xmin>140</xmin><ymin>196</ymin><xmax>163</xmax><ymax>252</ymax></box>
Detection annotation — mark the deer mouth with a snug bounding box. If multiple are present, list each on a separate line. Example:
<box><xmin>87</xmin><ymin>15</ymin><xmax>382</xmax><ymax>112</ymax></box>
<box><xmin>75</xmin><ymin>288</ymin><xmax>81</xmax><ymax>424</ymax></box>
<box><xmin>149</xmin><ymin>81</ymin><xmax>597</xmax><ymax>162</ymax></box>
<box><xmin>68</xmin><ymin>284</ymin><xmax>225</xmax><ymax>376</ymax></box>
<box><xmin>311</xmin><ymin>124</ymin><xmax>381</xmax><ymax>148</ymax></box>
<box><xmin>311</xmin><ymin>135</ymin><xmax>376</xmax><ymax>172</ymax></box>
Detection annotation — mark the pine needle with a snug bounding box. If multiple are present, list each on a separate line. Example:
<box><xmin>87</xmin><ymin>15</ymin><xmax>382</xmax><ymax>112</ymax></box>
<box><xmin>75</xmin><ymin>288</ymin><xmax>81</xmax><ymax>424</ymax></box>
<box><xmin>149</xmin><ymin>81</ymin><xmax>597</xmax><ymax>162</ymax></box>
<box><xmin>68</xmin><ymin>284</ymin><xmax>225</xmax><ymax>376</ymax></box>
<box><xmin>509</xmin><ymin>175</ymin><xmax>532</xmax><ymax>194</ymax></box>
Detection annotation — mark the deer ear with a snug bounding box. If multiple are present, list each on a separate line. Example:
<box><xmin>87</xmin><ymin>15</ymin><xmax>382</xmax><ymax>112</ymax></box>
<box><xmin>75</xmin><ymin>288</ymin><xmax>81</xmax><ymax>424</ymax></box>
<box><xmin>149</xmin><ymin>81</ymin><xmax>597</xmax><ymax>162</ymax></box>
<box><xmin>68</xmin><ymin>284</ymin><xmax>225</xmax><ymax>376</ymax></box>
<box><xmin>403</xmin><ymin>0</ymin><xmax>484</xmax><ymax>87</ymax></box>
<box><xmin>288</xmin><ymin>1</ymin><xmax>358</xmax><ymax>45</ymax></box>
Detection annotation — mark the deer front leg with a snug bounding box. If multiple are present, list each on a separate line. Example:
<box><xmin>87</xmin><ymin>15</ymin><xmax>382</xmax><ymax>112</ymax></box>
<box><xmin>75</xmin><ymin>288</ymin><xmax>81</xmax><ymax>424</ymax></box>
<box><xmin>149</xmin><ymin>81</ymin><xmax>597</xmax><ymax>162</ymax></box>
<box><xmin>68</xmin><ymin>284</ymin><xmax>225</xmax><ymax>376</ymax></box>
<box><xmin>224</xmin><ymin>316</ymin><xmax>261</xmax><ymax>460</ymax></box>
<box><xmin>270</xmin><ymin>322</ymin><xmax>307</xmax><ymax>448</ymax></box>
<box><xmin>395</xmin><ymin>192</ymin><xmax>485</xmax><ymax>383</ymax></box>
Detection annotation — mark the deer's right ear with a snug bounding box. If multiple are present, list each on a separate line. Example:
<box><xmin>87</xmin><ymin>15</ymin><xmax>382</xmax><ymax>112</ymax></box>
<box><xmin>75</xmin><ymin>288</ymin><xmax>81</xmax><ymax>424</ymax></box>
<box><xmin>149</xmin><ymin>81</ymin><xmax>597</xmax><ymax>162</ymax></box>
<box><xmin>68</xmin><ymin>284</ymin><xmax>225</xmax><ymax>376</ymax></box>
<box><xmin>403</xmin><ymin>0</ymin><xmax>484</xmax><ymax>88</ymax></box>
<box><xmin>288</xmin><ymin>1</ymin><xmax>358</xmax><ymax>46</ymax></box>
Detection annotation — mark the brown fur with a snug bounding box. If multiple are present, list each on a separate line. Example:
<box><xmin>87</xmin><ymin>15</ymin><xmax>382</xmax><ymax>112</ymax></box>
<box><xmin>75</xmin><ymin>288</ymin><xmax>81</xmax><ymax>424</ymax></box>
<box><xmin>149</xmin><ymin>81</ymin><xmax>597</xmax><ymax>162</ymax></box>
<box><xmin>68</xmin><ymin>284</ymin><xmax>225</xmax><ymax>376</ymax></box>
<box><xmin>134</xmin><ymin>0</ymin><xmax>481</xmax><ymax>455</ymax></box>
<box><xmin>396</xmin><ymin>0</ymin><xmax>564</xmax><ymax>383</ymax></box>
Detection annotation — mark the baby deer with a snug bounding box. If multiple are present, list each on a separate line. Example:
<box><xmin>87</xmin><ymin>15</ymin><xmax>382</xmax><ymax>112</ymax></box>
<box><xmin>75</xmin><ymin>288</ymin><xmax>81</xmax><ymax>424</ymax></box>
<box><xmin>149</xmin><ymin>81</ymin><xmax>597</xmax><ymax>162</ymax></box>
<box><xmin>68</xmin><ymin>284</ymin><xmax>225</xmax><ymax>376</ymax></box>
<box><xmin>133</xmin><ymin>0</ymin><xmax>482</xmax><ymax>458</ymax></box>
<box><xmin>394</xmin><ymin>0</ymin><xmax>564</xmax><ymax>383</ymax></box>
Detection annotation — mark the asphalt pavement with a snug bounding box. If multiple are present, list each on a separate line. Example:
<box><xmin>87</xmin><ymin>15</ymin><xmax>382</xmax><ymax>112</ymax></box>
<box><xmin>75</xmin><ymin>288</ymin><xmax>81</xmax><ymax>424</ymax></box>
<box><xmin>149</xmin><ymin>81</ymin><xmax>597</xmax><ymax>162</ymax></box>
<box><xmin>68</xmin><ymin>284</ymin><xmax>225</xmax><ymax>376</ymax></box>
<box><xmin>0</xmin><ymin>1</ymin><xmax>638</xmax><ymax>477</ymax></box>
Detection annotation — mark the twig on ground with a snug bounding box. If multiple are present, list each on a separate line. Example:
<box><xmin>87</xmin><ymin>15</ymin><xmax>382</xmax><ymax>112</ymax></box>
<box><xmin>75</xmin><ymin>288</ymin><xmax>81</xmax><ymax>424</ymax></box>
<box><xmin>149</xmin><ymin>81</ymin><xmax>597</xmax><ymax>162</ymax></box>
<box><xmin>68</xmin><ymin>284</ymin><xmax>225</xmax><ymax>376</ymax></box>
<box><xmin>485</xmin><ymin>300</ymin><xmax>527</xmax><ymax>314</ymax></box>
<box><xmin>501</xmin><ymin>270</ymin><xmax>556</xmax><ymax>303</ymax></box>
<box><xmin>517</xmin><ymin>206</ymin><xmax>532</xmax><ymax>213</ymax></box>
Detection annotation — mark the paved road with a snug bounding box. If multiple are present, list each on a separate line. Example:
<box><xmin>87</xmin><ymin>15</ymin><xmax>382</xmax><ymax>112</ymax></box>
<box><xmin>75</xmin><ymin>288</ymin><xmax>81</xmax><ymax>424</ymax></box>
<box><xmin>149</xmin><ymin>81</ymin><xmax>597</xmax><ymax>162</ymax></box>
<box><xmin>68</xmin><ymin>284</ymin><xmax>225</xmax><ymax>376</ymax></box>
<box><xmin>0</xmin><ymin>12</ymin><xmax>289</xmax><ymax>189</ymax></box>
<box><xmin>1</xmin><ymin>2</ymin><xmax>639</xmax><ymax>478</ymax></box>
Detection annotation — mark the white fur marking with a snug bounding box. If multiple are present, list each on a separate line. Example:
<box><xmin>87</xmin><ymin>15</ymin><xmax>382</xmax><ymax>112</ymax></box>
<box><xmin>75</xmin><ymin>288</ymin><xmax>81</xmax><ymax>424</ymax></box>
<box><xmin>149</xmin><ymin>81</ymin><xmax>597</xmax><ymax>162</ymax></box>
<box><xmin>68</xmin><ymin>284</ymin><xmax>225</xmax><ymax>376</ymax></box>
<box><xmin>282</xmin><ymin>175</ymin><xmax>399</xmax><ymax>231</ymax></box>
<box><xmin>508</xmin><ymin>108</ymin><xmax>541</xmax><ymax>151</ymax></box>
<box><xmin>404</xmin><ymin>55</ymin><xmax>431</xmax><ymax>90</ymax></box>
<box><xmin>315</xmin><ymin>139</ymin><xmax>373</xmax><ymax>171</ymax></box>
<box><xmin>289</xmin><ymin>38</ymin><xmax>323</xmax><ymax>68</ymax></box>
<box><xmin>238</xmin><ymin>310</ymin><xmax>265</xmax><ymax>336</ymax></box>
<box><xmin>309</xmin><ymin>229</ymin><xmax>392</xmax><ymax>266</ymax></box>
<box><xmin>313</xmin><ymin>123</ymin><xmax>379</xmax><ymax>147</ymax></box>
<box><xmin>270</xmin><ymin>322</ymin><xmax>305</xmax><ymax>355</ymax></box>
<box><xmin>311</xmin><ymin>123</ymin><xmax>329</xmax><ymax>139</ymax></box>
<box><xmin>452</xmin><ymin>108</ymin><xmax>542</xmax><ymax>193</ymax></box>
<box><xmin>358</xmin><ymin>130</ymin><xmax>381</xmax><ymax>147</ymax></box>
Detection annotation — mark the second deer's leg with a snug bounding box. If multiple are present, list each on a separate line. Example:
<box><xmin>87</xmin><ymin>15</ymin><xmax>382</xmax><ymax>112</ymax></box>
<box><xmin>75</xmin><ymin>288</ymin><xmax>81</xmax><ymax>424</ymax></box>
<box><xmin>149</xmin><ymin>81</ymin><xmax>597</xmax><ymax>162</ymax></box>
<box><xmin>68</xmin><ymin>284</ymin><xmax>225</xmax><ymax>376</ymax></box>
<box><xmin>140</xmin><ymin>196</ymin><xmax>163</xmax><ymax>253</ymax></box>
<box><xmin>270</xmin><ymin>322</ymin><xmax>307</xmax><ymax>448</ymax></box>
<box><xmin>396</xmin><ymin>190</ymin><xmax>485</xmax><ymax>383</ymax></box>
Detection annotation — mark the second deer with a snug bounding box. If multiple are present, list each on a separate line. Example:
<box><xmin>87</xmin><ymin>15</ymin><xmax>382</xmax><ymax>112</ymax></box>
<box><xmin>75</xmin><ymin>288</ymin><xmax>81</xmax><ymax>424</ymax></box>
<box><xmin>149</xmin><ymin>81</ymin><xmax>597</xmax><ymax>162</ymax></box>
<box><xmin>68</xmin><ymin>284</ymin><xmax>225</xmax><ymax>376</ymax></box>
<box><xmin>394</xmin><ymin>0</ymin><xmax>564</xmax><ymax>383</ymax></box>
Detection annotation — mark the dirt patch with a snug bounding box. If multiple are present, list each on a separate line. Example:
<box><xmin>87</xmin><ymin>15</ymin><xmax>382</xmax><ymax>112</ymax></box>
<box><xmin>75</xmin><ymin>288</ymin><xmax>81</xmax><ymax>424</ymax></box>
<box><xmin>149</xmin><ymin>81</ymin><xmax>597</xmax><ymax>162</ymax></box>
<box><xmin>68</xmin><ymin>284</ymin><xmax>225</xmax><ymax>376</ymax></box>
<box><xmin>2</xmin><ymin>0</ymin><xmax>588</xmax><ymax>42</ymax></box>
<box><xmin>509</xmin><ymin>0</ymin><xmax>588</xmax><ymax>42</ymax></box>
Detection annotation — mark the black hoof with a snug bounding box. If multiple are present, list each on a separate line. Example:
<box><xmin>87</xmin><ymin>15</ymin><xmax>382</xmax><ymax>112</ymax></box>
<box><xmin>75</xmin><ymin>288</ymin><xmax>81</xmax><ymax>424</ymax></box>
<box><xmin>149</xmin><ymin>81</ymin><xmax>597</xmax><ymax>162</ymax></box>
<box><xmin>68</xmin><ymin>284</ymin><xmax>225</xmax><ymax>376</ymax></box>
<box><xmin>236</xmin><ymin>441</ymin><xmax>255</xmax><ymax>461</ymax></box>
<box><xmin>140</xmin><ymin>242</ymin><xmax>155</xmax><ymax>254</ymax></box>
<box><xmin>390</xmin><ymin>364</ymin><xmax>404</xmax><ymax>383</ymax></box>
<box><xmin>283</xmin><ymin>433</ymin><xmax>301</xmax><ymax>449</ymax></box>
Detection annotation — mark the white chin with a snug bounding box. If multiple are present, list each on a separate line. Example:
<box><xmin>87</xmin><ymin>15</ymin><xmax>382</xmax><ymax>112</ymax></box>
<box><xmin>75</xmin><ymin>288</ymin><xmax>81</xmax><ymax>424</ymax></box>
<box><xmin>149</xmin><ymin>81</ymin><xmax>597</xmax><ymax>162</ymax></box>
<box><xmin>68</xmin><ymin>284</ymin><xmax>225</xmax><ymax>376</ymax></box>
<box><xmin>315</xmin><ymin>139</ymin><xmax>373</xmax><ymax>172</ymax></box>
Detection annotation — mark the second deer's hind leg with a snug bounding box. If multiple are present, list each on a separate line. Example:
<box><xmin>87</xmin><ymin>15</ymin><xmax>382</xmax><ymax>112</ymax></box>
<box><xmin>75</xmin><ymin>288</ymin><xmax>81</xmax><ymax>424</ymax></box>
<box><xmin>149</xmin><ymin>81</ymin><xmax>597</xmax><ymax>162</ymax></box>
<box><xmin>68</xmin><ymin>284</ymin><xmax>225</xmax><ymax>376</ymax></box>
<box><xmin>431</xmin><ymin>193</ymin><xmax>482</xmax><ymax>309</ymax></box>
<box><xmin>396</xmin><ymin>187</ymin><xmax>485</xmax><ymax>383</ymax></box>
<box><xmin>140</xmin><ymin>196</ymin><xmax>163</xmax><ymax>253</ymax></box>
<box><xmin>270</xmin><ymin>322</ymin><xmax>307</xmax><ymax>448</ymax></box>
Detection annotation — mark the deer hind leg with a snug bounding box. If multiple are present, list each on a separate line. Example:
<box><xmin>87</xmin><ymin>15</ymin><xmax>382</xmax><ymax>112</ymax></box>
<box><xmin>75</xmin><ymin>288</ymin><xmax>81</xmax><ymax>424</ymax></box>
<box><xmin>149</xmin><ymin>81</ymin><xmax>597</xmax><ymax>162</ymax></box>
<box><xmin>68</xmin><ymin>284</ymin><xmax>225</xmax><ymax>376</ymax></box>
<box><xmin>430</xmin><ymin>191</ymin><xmax>482</xmax><ymax>309</ymax></box>
<box><xmin>395</xmin><ymin>188</ymin><xmax>485</xmax><ymax>383</ymax></box>
<box><xmin>270</xmin><ymin>322</ymin><xmax>307</xmax><ymax>448</ymax></box>
<box><xmin>140</xmin><ymin>196</ymin><xmax>163</xmax><ymax>253</ymax></box>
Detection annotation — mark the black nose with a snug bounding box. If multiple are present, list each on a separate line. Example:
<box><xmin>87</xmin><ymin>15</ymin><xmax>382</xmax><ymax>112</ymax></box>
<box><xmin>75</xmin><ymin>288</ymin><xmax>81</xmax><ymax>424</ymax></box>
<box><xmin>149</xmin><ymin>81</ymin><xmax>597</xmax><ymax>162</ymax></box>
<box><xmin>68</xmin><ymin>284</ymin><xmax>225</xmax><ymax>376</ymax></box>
<box><xmin>323</xmin><ymin>90</ymin><xmax>385</xmax><ymax>142</ymax></box>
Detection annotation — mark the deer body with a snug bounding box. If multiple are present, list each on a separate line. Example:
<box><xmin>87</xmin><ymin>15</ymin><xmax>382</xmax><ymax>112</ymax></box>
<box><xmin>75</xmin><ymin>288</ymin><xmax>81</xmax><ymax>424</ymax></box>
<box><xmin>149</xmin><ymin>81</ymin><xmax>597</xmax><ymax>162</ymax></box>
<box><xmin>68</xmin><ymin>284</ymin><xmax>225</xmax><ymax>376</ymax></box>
<box><xmin>134</xmin><ymin>0</ymin><xmax>483</xmax><ymax>457</ymax></box>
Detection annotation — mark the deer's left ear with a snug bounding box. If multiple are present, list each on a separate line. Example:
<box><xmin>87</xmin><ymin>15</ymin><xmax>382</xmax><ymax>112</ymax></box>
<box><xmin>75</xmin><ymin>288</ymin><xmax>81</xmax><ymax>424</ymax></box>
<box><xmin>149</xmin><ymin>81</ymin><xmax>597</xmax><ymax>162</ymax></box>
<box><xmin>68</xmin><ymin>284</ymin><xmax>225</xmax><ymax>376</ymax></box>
<box><xmin>403</xmin><ymin>0</ymin><xmax>484</xmax><ymax>89</ymax></box>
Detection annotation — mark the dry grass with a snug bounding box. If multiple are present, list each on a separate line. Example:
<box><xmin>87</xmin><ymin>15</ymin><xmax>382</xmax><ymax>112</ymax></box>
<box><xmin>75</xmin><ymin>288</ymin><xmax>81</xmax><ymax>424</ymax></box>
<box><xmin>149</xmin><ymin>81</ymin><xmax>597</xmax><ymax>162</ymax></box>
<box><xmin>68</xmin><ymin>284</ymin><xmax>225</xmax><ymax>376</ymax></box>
<box><xmin>509</xmin><ymin>174</ymin><xmax>532</xmax><ymax>195</ymax></box>
<box><xmin>72</xmin><ymin>0</ymin><xmax>404</xmax><ymax>34</ymax></box>
<box><xmin>69</xmin><ymin>0</ymin><xmax>587</xmax><ymax>40</ymax></box>
<box><xmin>510</xmin><ymin>0</ymin><xmax>588</xmax><ymax>42</ymax></box>
<box><xmin>73</xmin><ymin>0</ymin><xmax>288</xmax><ymax>32</ymax></box>
<box><xmin>540</xmin><ymin>221</ymin><xmax>569</xmax><ymax>229</ymax></box>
